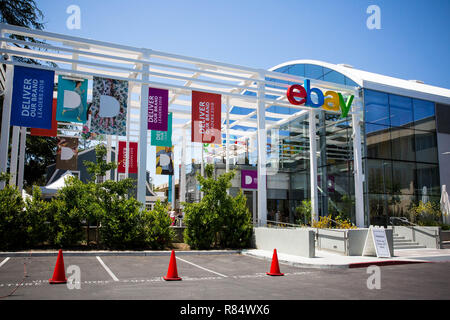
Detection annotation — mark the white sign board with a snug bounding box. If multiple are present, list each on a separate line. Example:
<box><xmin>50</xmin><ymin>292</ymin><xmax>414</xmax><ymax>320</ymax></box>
<box><xmin>362</xmin><ymin>227</ymin><xmax>391</xmax><ymax>258</ymax></box>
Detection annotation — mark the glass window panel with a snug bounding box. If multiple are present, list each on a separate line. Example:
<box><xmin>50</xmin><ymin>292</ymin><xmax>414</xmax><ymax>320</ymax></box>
<box><xmin>344</xmin><ymin>77</ymin><xmax>358</xmax><ymax>87</ymax></box>
<box><xmin>288</xmin><ymin>64</ymin><xmax>305</xmax><ymax>77</ymax></box>
<box><xmin>389</xmin><ymin>94</ymin><xmax>413</xmax><ymax>127</ymax></box>
<box><xmin>367</xmin><ymin>159</ymin><xmax>393</xmax><ymax>194</ymax></box>
<box><xmin>415</xmin><ymin>130</ymin><xmax>438</xmax><ymax>163</ymax></box>
<box><xmin>390</xmin><ymin>127</ymin><xmax>415</xmax><ymax>161</ymax></box>
<box><xmin>416</xmin><ymin>163</ymin><xmax>440</xmax><ymax>197</ymax></box>
<box><xmin>368</xmin><ymin>193</ymin><xmax>389</xmax><ymax>217</ymax></box>
<box><xmin>388</xmin><ymin>194</ymin><xmax>416</xmax><ymax>218</ymax></box>
<box><xmin>391</xmin><ymin>161</ymin><xmax>416</xmax><ymax>195</ymax></box>
<box><xmin>365</xmin><ymin>124</ymin><xmax>392</xmax><ymax>159</ymax></box>
<box><xmin>323</xmin><ymin>69</ymin><xmax>346</xmax><ymax>85</ymax></box>
<box><xmin>413</xmin><ymin>99</ymin><xmax>435</xmax><ymax>123</ymax></box>
<box><xmin>304</xmin><ymin>64</ymin><xmax>323</xmax><ymax>80</ymax></box>
<box><xmin>364</xmin><ymin>90</ymin><xmax>390</xmax><ymax>126</ymax></box>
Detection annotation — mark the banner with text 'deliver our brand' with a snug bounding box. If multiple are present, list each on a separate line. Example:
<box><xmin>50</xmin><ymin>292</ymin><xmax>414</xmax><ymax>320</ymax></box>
<box><xmin>11</xmin><ymin>66</ymin><xmax>54</xmax><ymax>129</ymax></box>
<box><xmin>191</xmin><ymin>91</ymin><xmax>221</xmax><ymax>144</ymax></box>
<box><xmin>148</xmin><ymin>87</ymin><xmax>168</xmax><ymax>131</ymax></box>
<box><xmin>117</xmin><ymin>141</ymin><xmax>138</xmax><ymax>174</ymax></box>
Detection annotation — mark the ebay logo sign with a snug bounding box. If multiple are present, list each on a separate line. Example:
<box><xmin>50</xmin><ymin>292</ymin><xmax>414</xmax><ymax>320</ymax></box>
<box><xmin>286</xmin><ymin>79</ymin><xmax>354</xmax><ymax>118</ymax></box>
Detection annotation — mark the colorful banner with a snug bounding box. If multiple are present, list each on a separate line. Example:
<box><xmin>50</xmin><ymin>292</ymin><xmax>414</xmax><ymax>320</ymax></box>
<box><xmin>151</xmin><ymin>112</ymin><xmax>172</xmax><ymax>147</ymax></box>
<box><xmin>117</xmin><ymin>141</ymin><xmax>138</xmax><ymax>174</ymax></box>
<box><xmin>191</xmin><ymin>91</ymin><xmax>221</xmax><ymax>143</ymax></box>
<box><xmin>148</xmin><ymin>87</ymin><xmax>168</xmax><ymax>131</ymax></box>
<box><xmin>11</xmin><ymin>66</ymin><xmax>55</xmax><ymax>129</ymax></box>
<box><xmin>56</xmin><ymin>137</ymin><xmax>78</xmax><ymax>171</ymax></box>
<box><xmin>241</xmin><ymin>170</ymin><xmax>257</xmax><ymax>189</ymax></box>
<box><xmin>30</xmin><ymin>98</ymin><xmax>57</xmax><ymax>137</ymax></box>
<box><xmin>156</xmin><ymin>146</ymin><xmax>174</xmax><ymax>175</ymax></box>
<box><xmin>56</xmin><ymin>76</ymin><xmax>88</xmax><ymax>123</ymax></box>
<box><xmin>90</xmin><ymin>76</ymin><xmax>128</xmax><ymax>136</ymax></box>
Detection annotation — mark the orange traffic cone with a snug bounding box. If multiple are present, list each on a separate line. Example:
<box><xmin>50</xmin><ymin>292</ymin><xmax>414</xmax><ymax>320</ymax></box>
<box><xmin>49</xmin><ymin>249</ymin><xmax>67</xmax><ymax>284</ymax></box>
<box><xmin>163</xmin><ymin>250</ymin><xmax>182</xmax><ymax>281</ymax></box>
<box><xmin>266</xmin><ymin>249</ymin><xmax>284</xmax><ymax>276</ymax></box>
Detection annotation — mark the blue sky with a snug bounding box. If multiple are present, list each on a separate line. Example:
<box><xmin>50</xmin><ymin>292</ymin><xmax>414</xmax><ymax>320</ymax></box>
<box><xmin>37</xmin><ymin>0</ymin><xmax>450</xmax><ymax>88</ymax></box>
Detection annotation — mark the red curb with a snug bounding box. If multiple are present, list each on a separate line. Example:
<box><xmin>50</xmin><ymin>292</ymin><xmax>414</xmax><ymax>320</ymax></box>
<box><xmin>348</xmin><ymin>260</ymin><xmax>430</xmax><ymax>268</ymax></box>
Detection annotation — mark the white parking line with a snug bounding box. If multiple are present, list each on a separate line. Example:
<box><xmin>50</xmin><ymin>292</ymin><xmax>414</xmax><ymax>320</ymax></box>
<box><xmin>176</xmin><ymin>257</ymin><xmax>228</xmax><ymax>278</ymax></box>
<box><xmin>96</xmin><ymin>256</ymin><xmax>119</xmax><ymax>282</ymax></box>
<box><xmin>0</xmin><ymin>257</ymin><xmax>10</xmax><ymax>268</ymax></box>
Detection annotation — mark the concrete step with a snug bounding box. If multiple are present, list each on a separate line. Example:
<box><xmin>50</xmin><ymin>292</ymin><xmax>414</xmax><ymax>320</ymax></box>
<box><xmin>393</xmin><ymin>236</ymin><xmax>406</xmax><ymax>240</ymax></box>
<box><xmin>394</xmin><ymin>239</ymin><xmax>415</xmax><ymax>244</ymax></box>
<box><xmin>394</xmin><ymin>244</ymin><xmax>427</xmax><ymax>249</ymax></box>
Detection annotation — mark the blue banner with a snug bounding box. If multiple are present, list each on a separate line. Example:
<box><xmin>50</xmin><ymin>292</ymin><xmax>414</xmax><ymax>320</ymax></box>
<box><xmin>11</xmin><ymin>66</ymin><xmax>55</xmax><ymax>129</ymax></box>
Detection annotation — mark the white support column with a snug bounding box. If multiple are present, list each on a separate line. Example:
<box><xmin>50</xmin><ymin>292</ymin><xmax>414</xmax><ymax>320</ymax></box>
<box><xmin>352</xmin><ymin>99</ymin><xmax>365</xmax><ymax>228</ymax></box>
<box><xmin>226</xmin><ymin>96</ymin><xmax>230</xmax><ymax>173</ymax></box>
<box><xmin>137</xmin><ymin>51</ymin><xmax>150</xmax><ymax>206</ymax></box>
<box><xmin>0</xmin><ymin>64</ymin><xmax>13</xmax><ymax>189</ymax></box>
<box><xmin>9</xmin><ymin>126</ymin><xmax>20</xmax><ymax>186</ymax></box>
<box><xmin>114</xmin><ymin>136</ymin><xmax>119</xmax><ymax>181</ymax></box>
<box><xmin>17</xmin><ymin>127</ymin><xmax>26</xmax><ymax>192</ymax></box>
<box><xmin>256</xmin><ymin>72</ymin><xmax>267</xmax><ymax>227</ymax></box>
<box><xmin>171</xmin><ymin>166</ymin><xmax>175</xmax><ymax>210</ymax></box>
<box><xmin>309</xmin><ymin>109</ymin><xmax>319</xmax><ymax>224</ymax></box>
<box><xmin>180</xmin><ymin>130</ymin><xmax>186</xmax><ymax>205</ymax></box>
<box><xmin>106</xmin><ymin>135</ymin><xmax>112</xmax><ymax>180</ymax></box>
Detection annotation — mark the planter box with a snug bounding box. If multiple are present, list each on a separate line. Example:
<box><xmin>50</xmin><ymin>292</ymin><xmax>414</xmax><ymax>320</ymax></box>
<box><xmin>316</xmin><ymin>228</ymin><xmax>394</xmax><ymax>256</ymax></box>
<box><xmin>253</xmin><ymin>227</ymin><xmax>315</xmax><ymax>258</ymax></box>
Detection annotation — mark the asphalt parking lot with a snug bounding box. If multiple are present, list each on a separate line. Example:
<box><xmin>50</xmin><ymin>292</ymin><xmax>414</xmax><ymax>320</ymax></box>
<box><xmin>0</xmin><ymin>253</ymin><xmax>449</xmax><ymax>301</ymax></box>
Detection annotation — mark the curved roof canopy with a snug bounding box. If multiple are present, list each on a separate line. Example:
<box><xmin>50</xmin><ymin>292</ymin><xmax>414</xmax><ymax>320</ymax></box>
<box><xmin>270</xmin><ymin>59</ymin><xmax>450</xmax><ymax>105</ymax></box>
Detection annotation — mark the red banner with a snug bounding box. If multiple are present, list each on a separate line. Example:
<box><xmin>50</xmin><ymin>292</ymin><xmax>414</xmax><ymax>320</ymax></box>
<box><xmin>191</xmin><ymin>91</ymin><xmax>221</xmax><ymax>143</ymax></box>
<box><xmin>30</xmin><ymin>98</ymin><xmax>58</xmax><ymax>137</ymax></box>
<box><xmin>118</xmin><ymin>141</ymin><xmax>138</xmax><ymax>174</ymax></box>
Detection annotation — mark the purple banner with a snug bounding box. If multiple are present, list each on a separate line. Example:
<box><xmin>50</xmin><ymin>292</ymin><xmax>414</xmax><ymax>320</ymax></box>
<box><xmin>241</xmin><ymin>170</ymin><xmax>257</xmax><ymax>189</ymax></box>
<box><xmin>148</xmin><ymin>87</ymin><xmax>168</xmax><ymax>131</ymax></box>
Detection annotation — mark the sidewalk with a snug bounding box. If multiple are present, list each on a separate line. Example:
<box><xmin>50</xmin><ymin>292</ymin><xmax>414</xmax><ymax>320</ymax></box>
<box><xmin>241</xmin><ymin>248</ymin><xmax>450</xmax><ymax>269</ymax></box>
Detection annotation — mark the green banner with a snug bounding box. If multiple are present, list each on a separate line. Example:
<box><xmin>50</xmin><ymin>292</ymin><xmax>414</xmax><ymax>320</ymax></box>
<box><xmin>151</xmin><ymin>112</ymin><xmax>172</xmax><ymax>147</ymax></box>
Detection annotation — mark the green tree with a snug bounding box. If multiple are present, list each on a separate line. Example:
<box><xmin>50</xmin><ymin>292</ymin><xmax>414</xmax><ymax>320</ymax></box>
<box><xmin>183</xmin><ymin>164</ymin><xmax>252</xmax><ymax>249</ymax></box>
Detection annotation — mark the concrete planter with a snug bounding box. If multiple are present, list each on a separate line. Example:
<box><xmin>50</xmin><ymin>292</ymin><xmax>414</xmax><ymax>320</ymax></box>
<box><xmin>253</xmin><ymin>227</ymin><xmax>315</xmax><ymax>258</ymax></box>
<box><xmin>316</xmin><ymin>228</ymin><xmax>394</xmax><ymax>256</ymax></box>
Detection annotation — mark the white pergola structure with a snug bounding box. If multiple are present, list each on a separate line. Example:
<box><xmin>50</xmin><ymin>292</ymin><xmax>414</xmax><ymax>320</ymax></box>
<box><xmin>0</xmin><ymin>24</ymin><xmax>365</xmax><ymax>227</ymax></box>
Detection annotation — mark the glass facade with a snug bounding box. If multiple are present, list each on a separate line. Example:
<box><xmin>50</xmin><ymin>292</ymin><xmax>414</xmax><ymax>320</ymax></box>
<box><xmin>363</xmin><ymin>89</ymin><xmax>439</xmax><ymax>222</ymax></box>
<box><xmin>266</xmin><ymin>63</ymin><xmax>358</xmax><ymax>224</ymax></box>
<box><xmin>185</xmin><ymin>62</ymin><xmax>442</xmax><ymax>227</ymax></box>
<box><xmin>266</xmin><ymin>63</ymin><xmax>440</xmax><ymax>225</ymax></box>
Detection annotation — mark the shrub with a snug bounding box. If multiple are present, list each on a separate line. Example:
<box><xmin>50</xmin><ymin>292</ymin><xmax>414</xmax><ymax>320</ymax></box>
<box><xmin>24</xmin><ymin>186</ymin><xmax>52</xmax><ymax>246</ymax></box>
<box><xmin>137</xmin><ymin>200</ymin><xmax>174</xmax><ymax>249</ymax></box>
<box><xmin>50</xmin><ymin>176</ymin><xmax>99</xmax><ymax>247</ymax></box>
<box><xmin>295</xmin><ymin>200</ymin><xmax>312</xmax><ymax>225</ymax></box>
<box><xmin>409</xmin><ymin>201</ymin><xmax>442</xmax><ymax>226</ymax></box>
<box><xmin>183</xmin><ymin>164</ymin><xmax>252</xmax><ymax>249</ymax></box>
<box><xmin>0</xmin><ymin>185</ymin><xmax>27</xmax><ymax>249</ymax></box>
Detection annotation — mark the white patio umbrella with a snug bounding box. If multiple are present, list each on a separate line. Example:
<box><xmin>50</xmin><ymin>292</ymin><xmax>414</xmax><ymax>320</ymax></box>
<box><xmin>422</xmin><ymin>186</ymin><xmax>429</xmax><ymax>203</ymax></box>
<box><xmin>440</xmin><ymin>185</ymin><xmax>450</xmax><ymax>225</ymax></box>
